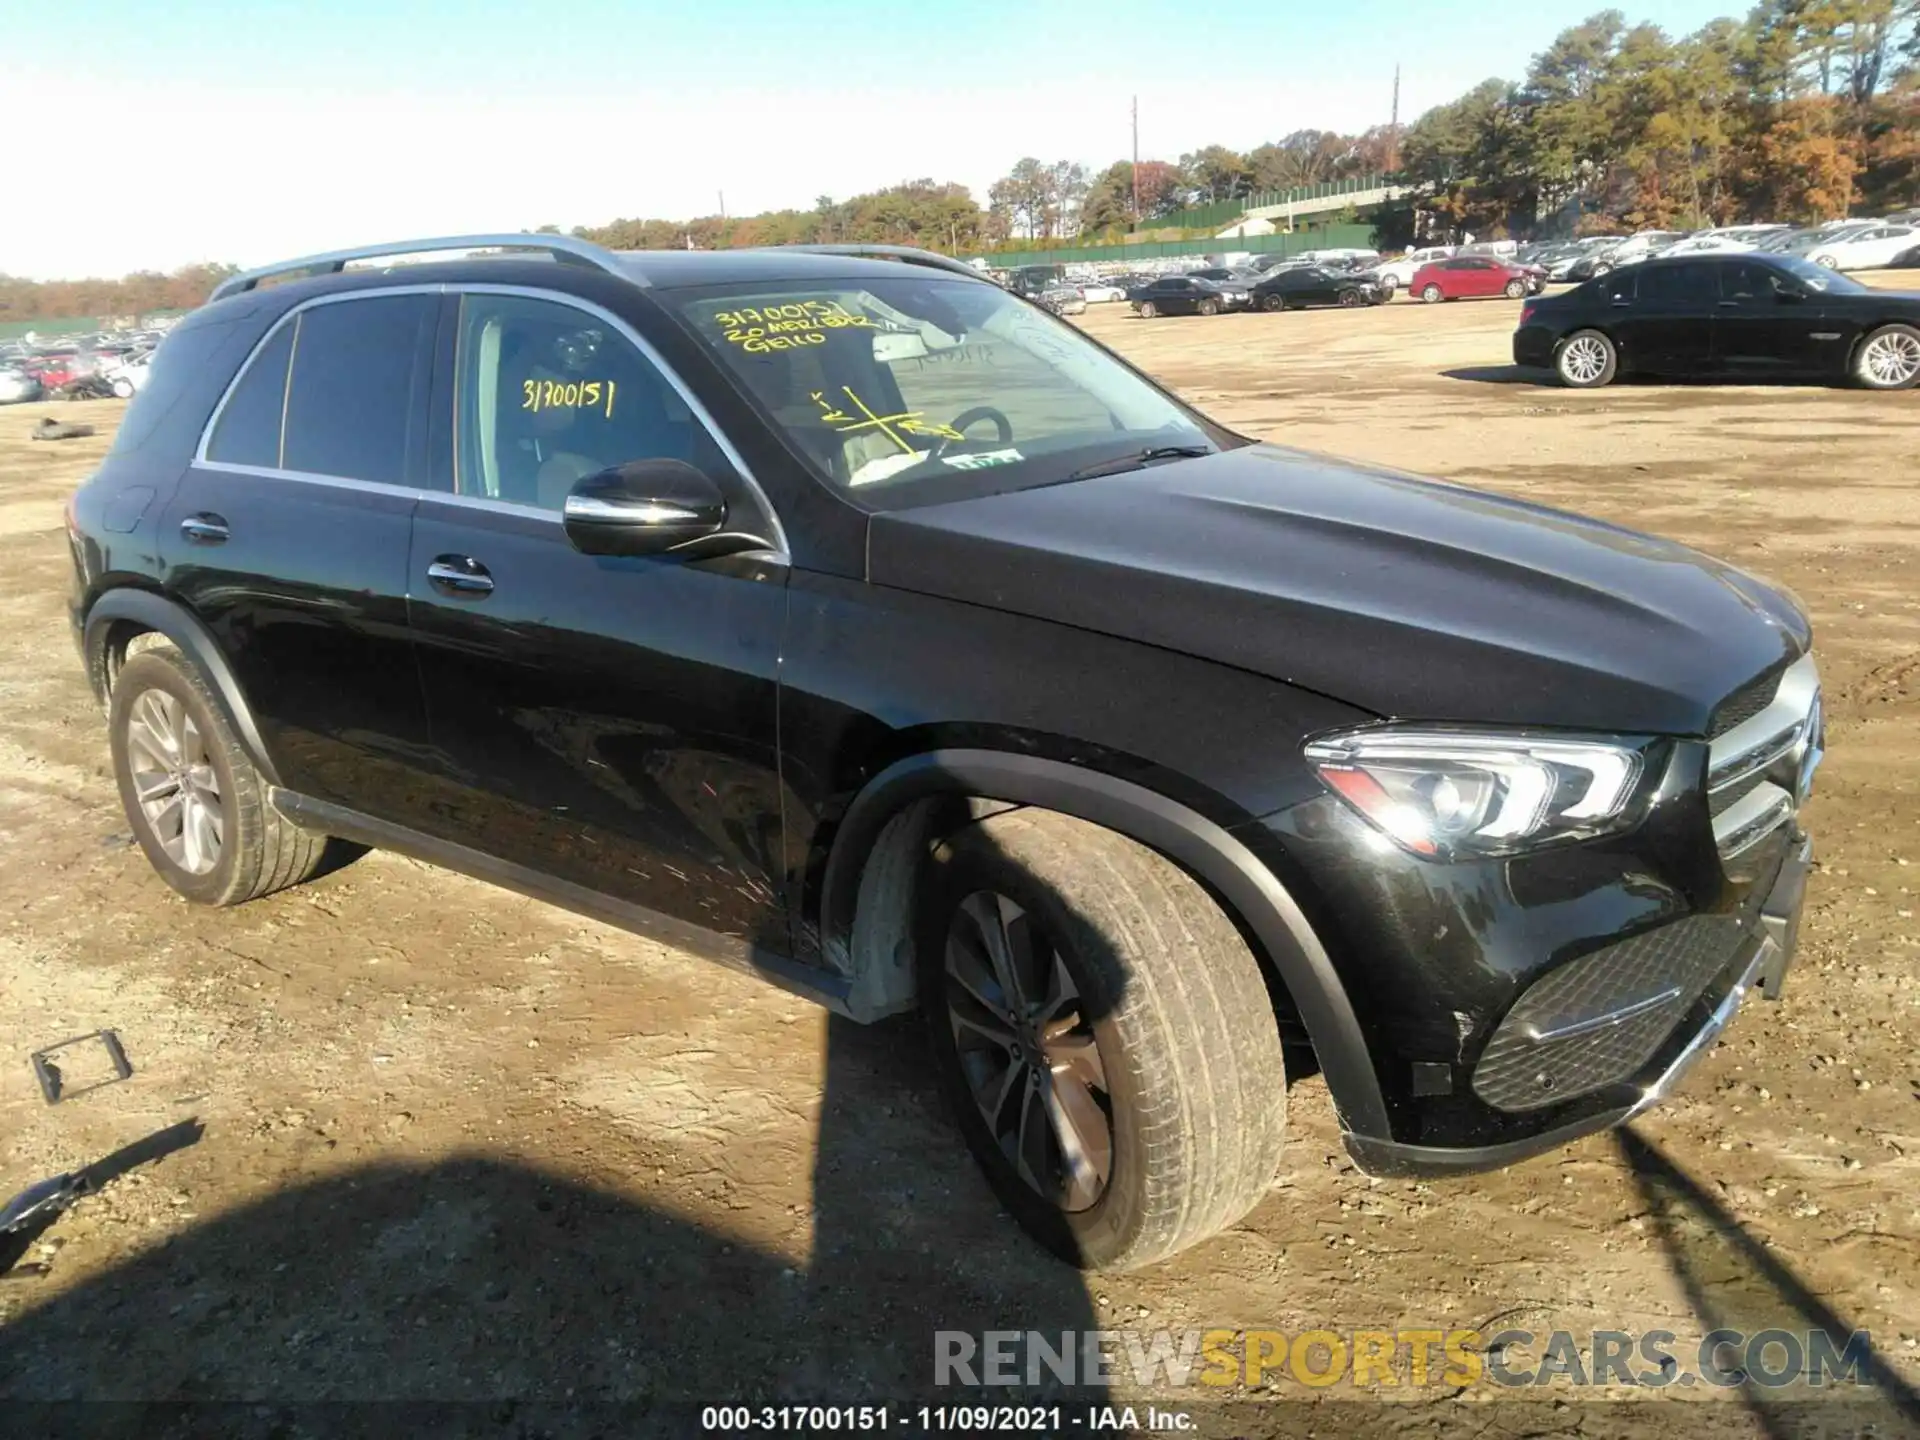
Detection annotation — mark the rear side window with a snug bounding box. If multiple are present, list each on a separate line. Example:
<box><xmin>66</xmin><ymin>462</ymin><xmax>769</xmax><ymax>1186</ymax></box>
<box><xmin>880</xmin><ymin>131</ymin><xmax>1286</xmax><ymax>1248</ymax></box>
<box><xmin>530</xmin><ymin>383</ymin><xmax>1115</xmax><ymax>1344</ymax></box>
<box><xmin>282</xmin><ymin>295</ymin><xmax>435</xmax><ymax>484</ymax></box>
<box><xmin>1637</xmin><ymin>264</ymin><xmax>1710</xmax><ymax>302</ymax></box>
<box><xmin>205</xmin><ymin>321</ymin><xmax>294</xmax><ymax>467</ymax></box>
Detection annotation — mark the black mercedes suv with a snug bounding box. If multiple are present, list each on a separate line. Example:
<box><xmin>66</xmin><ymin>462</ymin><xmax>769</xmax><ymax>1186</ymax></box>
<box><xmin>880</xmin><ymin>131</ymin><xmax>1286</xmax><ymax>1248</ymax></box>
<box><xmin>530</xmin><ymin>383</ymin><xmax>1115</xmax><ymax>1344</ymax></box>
<box><xmin>67</xmin><ymin>235</ymin><xmax>1821</xmax><ymax>1270</ymax></box>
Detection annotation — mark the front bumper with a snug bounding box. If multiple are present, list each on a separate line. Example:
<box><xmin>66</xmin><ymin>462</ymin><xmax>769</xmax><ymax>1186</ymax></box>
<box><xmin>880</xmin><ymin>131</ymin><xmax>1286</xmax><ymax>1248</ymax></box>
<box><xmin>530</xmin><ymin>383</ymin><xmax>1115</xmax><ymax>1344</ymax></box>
<box><xmin>1344</xmin><ymin>831</ymin><xmax>1812</xmax><ymax>1176</ymax></box>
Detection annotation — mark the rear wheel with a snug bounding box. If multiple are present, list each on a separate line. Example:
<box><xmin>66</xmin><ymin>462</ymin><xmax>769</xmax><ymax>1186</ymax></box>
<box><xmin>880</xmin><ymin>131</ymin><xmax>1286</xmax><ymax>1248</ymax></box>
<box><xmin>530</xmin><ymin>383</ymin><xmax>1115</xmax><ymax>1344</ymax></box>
<box><xmin>1854</xmin><ymin>324</ymin><xmax>1920</xmax><ymax>390</ymax></box>
<box><xmin>1554</xmin><ymin>329</ymin><xmax>1618</xmax><ymax>389</ymax></box>
<box><xmin>1814</xmin><ymin>254</ymin><xmax>1839</xmax><ymax>269</ymax></box>
<box><xmin>110</xmin><ymin>646</ymin><xmax>330</xmax><ymax>906</ymax></box>
<box><xmin>1378</xmin><ymin>276</ymin><xmax>1398</xmax><ymax>297</ymax></box>
<box><xmin>1260</xmin><ymin>293</ymin><xmax>1286</xmax><ymax>313</ymax></box>
<box><xmin>1420</xmin><ymin>284</ymin><xmax>1444</xmax><ymax>303</ymax></box>
<box><xmin>1137</xmin><ymin>301</ymin><xmax>1158</xmax><ymax>318</ymax></box>
<box><xmin>918</xmin><ymin>809</ymin><xmax>1287</xmax><ymax>1271</ymax></box>
<box><xmin>110</xmin><ymin>378</ymin><xmax>135</xmax><ymax>399</ymax></box>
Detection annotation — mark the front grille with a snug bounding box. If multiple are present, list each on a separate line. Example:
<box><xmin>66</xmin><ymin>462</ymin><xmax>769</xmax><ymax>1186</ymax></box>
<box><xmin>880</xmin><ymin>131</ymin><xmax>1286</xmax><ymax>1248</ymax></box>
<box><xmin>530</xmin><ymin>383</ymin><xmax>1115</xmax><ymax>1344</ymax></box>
<box><xmin>1709</xmin><ymin>671</ymin><xmax>1780</xmax><ymax>739</ymax></box>
<box><xmin>1709</xmin><ymin>770</ymin><xmax>1767</xmax><ymax>818</ymax></box>
<box><xmin>1472</xmin><ymin>915</ymin><xmax>1746</xmax><ymax>1112</ymax></box>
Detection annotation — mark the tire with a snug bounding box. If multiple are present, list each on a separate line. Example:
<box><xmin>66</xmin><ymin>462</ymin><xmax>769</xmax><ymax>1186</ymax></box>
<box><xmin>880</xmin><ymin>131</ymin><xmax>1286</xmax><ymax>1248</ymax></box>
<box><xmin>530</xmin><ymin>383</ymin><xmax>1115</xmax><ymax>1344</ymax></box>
<box><xmin>110</xmin><ymin>645</ymin><xmax>329</xmax><ymax>906</ymax></box>
<box><xmin>1137</xmin><ymin>301</ymin><xmax>1158</xmax><ymax>318</ymax></box>
<box><xmin>1554</xmin><ymin>328</ymin><xmax>1618</xmax><ymax>389</ymax></box>
<box><xmin>1379</xmin><ymin>276</ymin><xmax>1398</xmax><ymax>296</ymax></box>
<box><xmin>1853</xmin><ymin>323</ymin><xmax>1920</xmax><ymax>390</ymax></box>
<box><xmin>1814</xmin><ymin>254</ymin><xmax>1838</xmax><ymax>269</ymax></box>
<box><xmin>1260</xmin><ymin>293</ymin><xmax>1286</xmax><ymax>312</ymax></box>
<box><xmin>917</xmin><ymin>809</ymin><xmax>1287</xmax><ymax>1271</ymax></box>
<box><xmin>1420</xmin><ymin>284</ymin><xmax>1444</xmax><ymax>303</ymax></box>
<box><xmin>1504</xmin><ymin>279</ymin><xmax>1527</xmax><ymax>298</ymax></box>
<box><xmin>110</xmin><ymin>378</ymin><xmax>134</xmax><ymax>399</ymax></box>
<box><xmin>1337</xmin><ymin>288</ymin><xmax>1363</xmax><ymax>307</ymax></box>
<box><xmin>1196</xmin><ymin>298</ymin><xmax>1220</xmax><ymax>317</ymax></box>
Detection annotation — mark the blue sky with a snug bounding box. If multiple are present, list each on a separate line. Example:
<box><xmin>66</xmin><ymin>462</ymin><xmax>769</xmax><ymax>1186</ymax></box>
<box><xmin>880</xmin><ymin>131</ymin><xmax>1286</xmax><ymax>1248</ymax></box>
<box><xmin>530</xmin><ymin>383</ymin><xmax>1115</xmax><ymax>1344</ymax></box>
<box><xmin>3</xmin><ymin>0</ymin><xmax>1744</xmax><ymax>278</ymax></box>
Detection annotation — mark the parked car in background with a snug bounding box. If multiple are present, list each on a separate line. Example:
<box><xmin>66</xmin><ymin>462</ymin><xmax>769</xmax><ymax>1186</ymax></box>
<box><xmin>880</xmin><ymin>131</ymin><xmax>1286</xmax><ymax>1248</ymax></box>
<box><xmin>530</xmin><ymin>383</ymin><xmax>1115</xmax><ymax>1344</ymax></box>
<box><xmin>1411</xmin><ymin>255</ymin><xmax>1539</xmax><ymax>303</ymax></box>
<box><xmin>1564</xmin><ymin>231</ymin><xmax>1689</xmax><ymax>280</ymax></box>
<box><xmin>1514</xmin><ymin>253</ymin><xmax>1920</xmax><ymax>390</ymax></box>
<box><xmin>1078</xmin><ymin>279</ymin><xmax>1128</xmax><ymax>303</ymax></box>
<box><xmin>1802</xmin><ymin>222</ymin><xmax>1920</xmax><ymax>271</ymax></box>
<box><xmin>1186</xmin><ymin>267</ymin><xmax>1262</xmax><ymax>309</ymax></box>
<box><xmin>0</xmin><ymin>365</ymin><xmax>44</xmax><ymax>404</ymax></box>
<box><xmin>1036</xmin><ymin>285</ymin><xmax>1088</xmax><ymax>317</ymax></box>
<box><xmin>1375</xmin><ymin>247</ymin><xmax>1456</xmax><ymax>293</ymax></box>
<box><xmin>1655</xmin><ymin>234</ymin><xmax>1759</xmax><ymax>258</ymax></box>
<box><xmin>103</xmin><ymin>351</ymin><xmax>155</xmax><ymax>398</ymax></box>
<box><xmin>1128</xmin><ymin>274</ymin><xmax>1244</xmax><ymax>317</ymax></box>
<box><xmin>1250</xmin><ymin>265</ymin><xmax>1387</xmax><ymax>311</ymax></box>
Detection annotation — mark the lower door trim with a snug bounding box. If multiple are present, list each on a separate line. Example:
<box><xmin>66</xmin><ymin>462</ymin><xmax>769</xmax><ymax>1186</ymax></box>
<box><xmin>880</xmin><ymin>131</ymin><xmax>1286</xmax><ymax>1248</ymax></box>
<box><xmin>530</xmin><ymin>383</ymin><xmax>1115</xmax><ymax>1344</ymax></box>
<box><xmin>269</xmin><ymin>787</ymin><xmax>857</xmax><ymax>1017</ymax></box>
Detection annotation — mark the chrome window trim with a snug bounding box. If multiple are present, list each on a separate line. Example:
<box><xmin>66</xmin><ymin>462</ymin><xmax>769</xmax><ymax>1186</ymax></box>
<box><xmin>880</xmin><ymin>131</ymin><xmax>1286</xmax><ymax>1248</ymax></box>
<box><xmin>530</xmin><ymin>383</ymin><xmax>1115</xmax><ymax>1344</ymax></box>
<box><xmin>452</xmin><ymin>283</ymin><xmax>789</xmax><ymax>561</ymax></box>
<box><xmin>190</xmin><ymin>281</ymin><xmax>790</xmax><ymax>561</ymax></box>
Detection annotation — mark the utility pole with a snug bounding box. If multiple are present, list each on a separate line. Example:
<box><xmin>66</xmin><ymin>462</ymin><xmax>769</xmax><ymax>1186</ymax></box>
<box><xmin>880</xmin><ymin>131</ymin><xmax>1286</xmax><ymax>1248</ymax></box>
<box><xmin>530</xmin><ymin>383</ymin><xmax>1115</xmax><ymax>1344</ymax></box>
<box><xmin>719</xmin><ymin>190</ymin><xmax>727</xmax><ymax>220</ymax></box>
<box><xmin>1388</xmin><ymin>66</ymin><xmax>1401</xmax><ymax>173</ymax></box>
<box><xmin>1131</xmin><ymin>95</ymin><xmax>1141</xmax><ymax>223</ymax></box>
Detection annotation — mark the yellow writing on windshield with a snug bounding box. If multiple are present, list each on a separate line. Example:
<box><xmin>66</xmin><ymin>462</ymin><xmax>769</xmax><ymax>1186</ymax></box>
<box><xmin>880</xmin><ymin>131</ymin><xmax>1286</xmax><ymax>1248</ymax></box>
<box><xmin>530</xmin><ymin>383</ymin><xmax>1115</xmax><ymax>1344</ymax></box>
<box><xmin>811</xmin><ymin>387</ymin><xmax>963</xmax><ymax>452</ymax></box>
<box><xmin>714</xmin><ymin>300</ymin><xmax>879</xmax><ymax>354</ymax></box>
<box><xmin>522</xmin><ymin>378</ymin><xmax>616</xmax><ymax>417</ymax></box>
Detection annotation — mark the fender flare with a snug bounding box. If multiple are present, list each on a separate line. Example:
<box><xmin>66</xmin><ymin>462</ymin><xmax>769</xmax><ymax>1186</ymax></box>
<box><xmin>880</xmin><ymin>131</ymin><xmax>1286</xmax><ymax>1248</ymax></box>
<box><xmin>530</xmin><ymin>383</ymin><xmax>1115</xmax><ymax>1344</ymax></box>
<box><xmin>819</xmin><ymin>749</ymin><xmax>1393</xmax><ymax>1139</ymax></box>
<box><xmin>82</xmin><ymin>588</ymin><xmax>282</xmax><ymax>788</ymax></box>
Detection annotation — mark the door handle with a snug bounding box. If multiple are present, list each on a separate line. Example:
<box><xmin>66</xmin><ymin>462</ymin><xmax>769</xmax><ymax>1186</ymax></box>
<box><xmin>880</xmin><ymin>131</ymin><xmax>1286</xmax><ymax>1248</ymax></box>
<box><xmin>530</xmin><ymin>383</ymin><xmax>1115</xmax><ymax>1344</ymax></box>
<box><xmin>179</xmin><ymin>513</ymin><xmax>229</xmax><ymax>544</ymax></box>
<box><xmin>427</xmin><ymin>556</ymin><xmax>494</xmax><ymax>597</ymax></box>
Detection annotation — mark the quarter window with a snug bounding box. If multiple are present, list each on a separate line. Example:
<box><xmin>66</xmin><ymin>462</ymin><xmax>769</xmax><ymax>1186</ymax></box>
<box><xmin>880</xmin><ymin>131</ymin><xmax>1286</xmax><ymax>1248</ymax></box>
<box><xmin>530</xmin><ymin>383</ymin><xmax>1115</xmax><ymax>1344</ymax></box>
<box><xmin>453</xmin><ymin>293</ymin><xmax>722</xmax><ymax>511</ymax></box>
<box><xmin>205</xmin><ymin>321</ymin><xmax>294</xmax><ymax>468</ymax></box>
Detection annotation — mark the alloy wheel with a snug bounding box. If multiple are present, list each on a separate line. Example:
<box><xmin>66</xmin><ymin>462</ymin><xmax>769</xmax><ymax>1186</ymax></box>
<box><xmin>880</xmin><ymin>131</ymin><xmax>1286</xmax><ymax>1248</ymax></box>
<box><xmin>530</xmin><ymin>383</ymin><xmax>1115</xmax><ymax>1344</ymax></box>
<box><xmin>124</xmin><ymin>688</ymin><xmax>224</xmax><ymax>874</ymax></box>
<box><xmin>1861</xmin><ymin>330</ymin><xmax>1920</xmax><ymax>387</ymax></box>
<box><xmin>943</xmin><ymin>891</ymin><xmax>1113</xmax><ymax>1212</ymax></box>
<box><xmin>1560</xmin><ymin>335</ymin><xmax>1611</xmax><ymax>385</ymax></box>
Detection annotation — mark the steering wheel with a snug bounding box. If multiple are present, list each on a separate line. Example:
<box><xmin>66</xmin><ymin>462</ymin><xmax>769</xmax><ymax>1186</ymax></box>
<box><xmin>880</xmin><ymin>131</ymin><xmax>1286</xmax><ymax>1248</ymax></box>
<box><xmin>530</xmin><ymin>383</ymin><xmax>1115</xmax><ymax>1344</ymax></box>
<box><xmin>925</xmin><ymin>405</ymin><xmax>1013</xmax><ymax>463</ymax></box>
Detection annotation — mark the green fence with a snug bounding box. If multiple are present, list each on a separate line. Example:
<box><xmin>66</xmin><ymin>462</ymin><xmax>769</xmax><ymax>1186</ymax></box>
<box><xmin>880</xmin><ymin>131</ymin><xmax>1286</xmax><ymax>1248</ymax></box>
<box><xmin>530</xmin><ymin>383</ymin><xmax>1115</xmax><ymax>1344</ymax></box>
<box><xmin>964</xmin><ymin>223</ymin><xmax>1378</xmax><ymax>270</ymax></box>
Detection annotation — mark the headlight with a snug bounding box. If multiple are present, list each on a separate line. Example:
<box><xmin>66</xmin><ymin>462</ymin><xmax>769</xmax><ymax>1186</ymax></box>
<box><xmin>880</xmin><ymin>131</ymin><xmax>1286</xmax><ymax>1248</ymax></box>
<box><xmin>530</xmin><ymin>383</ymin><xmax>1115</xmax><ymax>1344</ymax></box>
<box><xmin>1303</xmin><ymin>727</ymin><xmax>1650</xmax><ymax>860</ymax></box>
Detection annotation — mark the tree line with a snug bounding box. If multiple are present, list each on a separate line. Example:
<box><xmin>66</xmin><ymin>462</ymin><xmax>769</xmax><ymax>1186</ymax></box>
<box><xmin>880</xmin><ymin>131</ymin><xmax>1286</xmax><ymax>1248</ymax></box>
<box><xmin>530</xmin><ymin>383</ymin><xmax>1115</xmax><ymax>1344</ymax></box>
<box><xmin>3</xmin><ymin>3</ymin><xmax>1914</xmax><ymax>323</ymax></box>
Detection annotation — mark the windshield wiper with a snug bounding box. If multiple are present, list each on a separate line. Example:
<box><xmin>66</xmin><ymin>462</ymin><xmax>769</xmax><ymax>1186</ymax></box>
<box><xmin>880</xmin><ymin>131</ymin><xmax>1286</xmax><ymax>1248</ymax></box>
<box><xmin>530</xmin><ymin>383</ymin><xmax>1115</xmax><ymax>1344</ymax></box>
<box><xmin>1066</xmin><ymin>445</ymin><xmax>1215</xmax><ymax>482</ymax></box>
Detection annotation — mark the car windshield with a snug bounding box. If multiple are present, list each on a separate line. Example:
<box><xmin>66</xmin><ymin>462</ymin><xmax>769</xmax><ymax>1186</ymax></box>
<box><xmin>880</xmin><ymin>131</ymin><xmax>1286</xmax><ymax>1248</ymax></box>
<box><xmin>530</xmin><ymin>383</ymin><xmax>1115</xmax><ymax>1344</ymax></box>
<box><xmin>1771</xmin><ymin>256</ymin><xmax>1868</xmax><ymax>293</ymax></box>
<box><xmin>664</xmin><ymin>274</ymin><xmax>1221</xmax><ymax>500</ymax></box>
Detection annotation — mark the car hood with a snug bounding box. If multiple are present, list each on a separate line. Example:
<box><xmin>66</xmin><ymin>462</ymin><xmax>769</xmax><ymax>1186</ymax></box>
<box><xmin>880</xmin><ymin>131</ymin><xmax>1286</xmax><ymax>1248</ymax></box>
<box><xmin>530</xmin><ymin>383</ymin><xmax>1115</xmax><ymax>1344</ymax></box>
<box><xmin>866</xmin><ymin>445</ymin><xmax>1808</xmax><ymax>735</ymax></box>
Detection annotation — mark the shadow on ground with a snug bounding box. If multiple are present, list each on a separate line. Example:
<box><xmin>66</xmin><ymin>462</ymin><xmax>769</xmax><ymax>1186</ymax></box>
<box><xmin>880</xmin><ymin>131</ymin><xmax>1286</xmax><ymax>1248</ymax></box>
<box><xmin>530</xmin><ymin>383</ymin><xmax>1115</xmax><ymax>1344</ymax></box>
<box><xmin>0</xmin><ymin>1016</ymin><xmax>1103</xmax><ymax>1433</ymax></box>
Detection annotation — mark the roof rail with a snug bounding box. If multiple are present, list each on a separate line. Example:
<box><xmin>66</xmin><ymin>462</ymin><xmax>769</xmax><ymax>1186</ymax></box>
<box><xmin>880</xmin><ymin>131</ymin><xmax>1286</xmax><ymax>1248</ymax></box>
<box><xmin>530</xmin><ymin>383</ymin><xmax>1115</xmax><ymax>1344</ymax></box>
<box><xmin>208</xmin><ymin>233</ymin><xmax>626</xmax><ymax>303</ymax></box>
<box><xmin>763</xmin><ymin>243</ymin><xmax>985</xmax><ymax>281</ymax></box>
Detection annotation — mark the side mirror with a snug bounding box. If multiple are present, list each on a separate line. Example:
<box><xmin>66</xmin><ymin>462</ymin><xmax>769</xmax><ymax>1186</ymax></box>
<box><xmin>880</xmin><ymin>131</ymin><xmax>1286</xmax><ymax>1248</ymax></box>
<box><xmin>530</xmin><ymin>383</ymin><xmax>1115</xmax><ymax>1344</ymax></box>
<box><xmin>563</xmin><ymin>459</ymin><xmax>726</xmax><ymax>558</ymax></box>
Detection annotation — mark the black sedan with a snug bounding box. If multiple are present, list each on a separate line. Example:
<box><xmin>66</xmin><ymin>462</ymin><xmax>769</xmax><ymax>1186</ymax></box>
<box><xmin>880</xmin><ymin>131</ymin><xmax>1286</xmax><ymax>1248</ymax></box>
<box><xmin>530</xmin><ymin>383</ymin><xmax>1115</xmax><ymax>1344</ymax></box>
<box><xmin>1249</xmin><ymin>265</ymin><xmax>1387</xmax><ymax>312</ymax></box>
<box><xmin>1126</xmin><ymin>274</ymin><xmax>1246</xmax><ymax>317</ymax></box>
<box><xmin>1513</xmin><ymin>252</ymin><xmax>1920</xmax><ymax>390</ymax></box>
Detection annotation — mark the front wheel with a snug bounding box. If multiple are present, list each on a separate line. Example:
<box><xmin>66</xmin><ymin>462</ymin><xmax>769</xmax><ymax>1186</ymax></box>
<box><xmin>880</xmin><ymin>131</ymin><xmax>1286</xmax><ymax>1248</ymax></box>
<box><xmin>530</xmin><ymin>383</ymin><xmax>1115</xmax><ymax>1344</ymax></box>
<box><xmin>1420</xmin><ymin>284</ymin><xmax>1444</xmax><ymax>303</ymax></box>
<box><xmin>1554</xmin><ymin>328</ymin><xmax>1618</xmax><ymax>388</ymax></box>
<box><xmin>1196</xmin><ymin>298</ymin><xmax>1220</xmax><ymax>317</ymax></box>
<box><xmin>1814</xmin><ymin>254</ymin><xmax>1839</xmax><ymax>269</ymax></box>
<box><xmin>1378</xmin><ymin>276</ymin><xmax>1398</xmax><ymax>297</ymax></box>
<box><xmin>1338</xmin><ymin>288</ymin><xmax>1363</xmax><ymax>307</ymax></box>
<box><xmin>1137</xmin><ymin>301</ymin><xmax>1158</xmax><ymax>318</ymax></box>
<box><xmin>111</xmin><ymin>378</ymin><xmax>135</xmax><ymax>399</ymax></box>
<box><xmin>1854</xmin><ymin>323</ymin><xmax>1920</xmax><ymax>390</ymax></box>
<box><xmin>1504</xmin><ymin>279</ymin><xmax>1527</xmax><ymax>299</ymax></box>
<box><xmin>918</xmin><ymin>809</ymin><xmax>1287</xmax><ymax>1271</ymax></box>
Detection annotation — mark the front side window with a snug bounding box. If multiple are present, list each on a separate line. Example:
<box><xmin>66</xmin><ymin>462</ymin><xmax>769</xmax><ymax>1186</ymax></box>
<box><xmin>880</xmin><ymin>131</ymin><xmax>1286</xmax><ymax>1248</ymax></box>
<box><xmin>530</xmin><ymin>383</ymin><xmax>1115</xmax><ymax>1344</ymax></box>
<box><xmin>665</xmin><ymin>274</ymin><xmax>1216</xmax><ymax>501</ymax></box>
<box><xmin>453</xmin><ymin>293</ymin><xmax>723</xmax><ymax>511</ymax></box>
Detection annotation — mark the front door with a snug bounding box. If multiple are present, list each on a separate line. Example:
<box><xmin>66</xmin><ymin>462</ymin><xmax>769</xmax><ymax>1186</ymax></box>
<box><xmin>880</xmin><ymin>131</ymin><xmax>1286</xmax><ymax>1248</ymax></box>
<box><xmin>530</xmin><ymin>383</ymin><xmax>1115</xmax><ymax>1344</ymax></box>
<box><xmin>1712</xmin><ymin>261</ymin><xmax>1835</xmax><ymax>376</ymax></box>
<box><xmin>403</xmin><ymin>288</ymin><xmax>792</xmax><ymax>955</ymax></box>
<box><xmin>159</xmin><ymin>290</ymin><xmax>438</xmax><ymax>812</ymax></box>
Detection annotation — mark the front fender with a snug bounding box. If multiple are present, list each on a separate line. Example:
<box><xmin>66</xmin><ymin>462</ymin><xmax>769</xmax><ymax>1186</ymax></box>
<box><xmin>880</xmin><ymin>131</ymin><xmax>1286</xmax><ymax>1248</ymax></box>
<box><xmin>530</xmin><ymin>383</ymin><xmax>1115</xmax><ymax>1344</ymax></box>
<box><xmin>820</xmin><ymin>748</ymin><xmax>1393</xmax><ymax>1139</ymax></box>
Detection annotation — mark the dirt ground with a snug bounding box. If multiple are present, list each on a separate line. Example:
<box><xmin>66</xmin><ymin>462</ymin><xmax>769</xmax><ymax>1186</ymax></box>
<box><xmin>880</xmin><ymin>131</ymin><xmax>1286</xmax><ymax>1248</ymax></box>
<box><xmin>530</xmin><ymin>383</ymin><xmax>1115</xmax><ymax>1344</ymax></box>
<box><xmin>0</xmin><ymin>281</ymin><xmax>1917</xmax><ymax>1437</ymax></box>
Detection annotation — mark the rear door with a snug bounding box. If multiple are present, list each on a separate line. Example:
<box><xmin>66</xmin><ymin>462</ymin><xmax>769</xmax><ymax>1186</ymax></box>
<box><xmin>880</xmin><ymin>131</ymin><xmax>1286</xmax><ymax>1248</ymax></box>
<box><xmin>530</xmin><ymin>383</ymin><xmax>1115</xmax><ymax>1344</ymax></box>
<box><xmin>160</xmin><ymin>289</ymin><xmax>437</xmax><ymax>812</ymax></box>
<box><xmin>1614</xmin><ymin>262</ymin><xmax>1714</xmax><ymax>375</ymax></box>
<box><xmin>401</xmin><ymin>286</ymin><xmax>792</xmax><ymax>952</ymax></box>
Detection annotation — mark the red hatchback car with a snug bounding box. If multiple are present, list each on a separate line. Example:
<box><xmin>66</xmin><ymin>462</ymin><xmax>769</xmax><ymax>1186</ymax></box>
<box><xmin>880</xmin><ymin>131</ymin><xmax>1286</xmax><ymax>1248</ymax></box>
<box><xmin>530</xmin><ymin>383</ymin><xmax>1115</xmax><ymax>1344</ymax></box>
<box><xmin>1410</xmin><ymin>255</ymin><xmax>1540</xmax><ymax>303</ymax></box>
